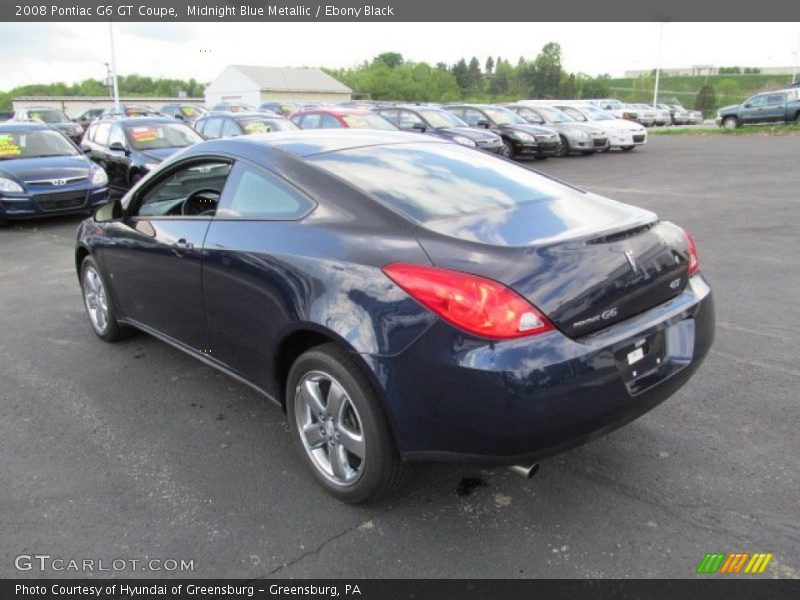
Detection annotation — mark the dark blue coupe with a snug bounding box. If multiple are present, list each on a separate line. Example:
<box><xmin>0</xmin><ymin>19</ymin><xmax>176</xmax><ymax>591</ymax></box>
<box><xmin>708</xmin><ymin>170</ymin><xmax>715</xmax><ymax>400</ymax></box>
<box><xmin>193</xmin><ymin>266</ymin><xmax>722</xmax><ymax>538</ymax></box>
<box><xmin>0</xmin><ymin>123</ymin><xmax>109</xmax><ymax>224</ymax></box>
<box><xmin>75</xmin><ymin>130</ymin><xmax>714</xmax><ymax>503</ymax></box>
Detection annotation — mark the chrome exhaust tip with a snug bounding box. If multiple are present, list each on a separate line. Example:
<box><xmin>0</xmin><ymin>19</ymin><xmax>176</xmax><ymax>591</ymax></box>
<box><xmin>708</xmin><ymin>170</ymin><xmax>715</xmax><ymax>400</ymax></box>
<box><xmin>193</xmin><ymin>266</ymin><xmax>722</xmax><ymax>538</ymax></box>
<box><xmin>507</xmin><ymin>463</ymin><xmax>540</xmax><ymax>479</ymax></box>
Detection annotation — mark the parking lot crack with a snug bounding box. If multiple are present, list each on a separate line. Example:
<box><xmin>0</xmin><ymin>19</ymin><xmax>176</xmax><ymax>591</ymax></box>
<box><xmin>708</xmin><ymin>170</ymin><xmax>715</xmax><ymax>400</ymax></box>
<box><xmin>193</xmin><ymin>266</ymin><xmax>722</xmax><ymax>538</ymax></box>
<box><xmin>264</xmin><ymin>522</ymin><xmax>362</xmax><ymax>577</ymax></box>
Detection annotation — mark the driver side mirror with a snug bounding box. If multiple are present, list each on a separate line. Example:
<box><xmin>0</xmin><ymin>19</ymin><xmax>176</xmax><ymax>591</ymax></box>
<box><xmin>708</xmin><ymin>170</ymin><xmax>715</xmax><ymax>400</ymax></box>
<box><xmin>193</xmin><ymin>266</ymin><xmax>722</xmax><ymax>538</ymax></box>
<box><xmin>410</xmin><ymin>123</ymin><xmax>427</xmax><ymax>132</ymax></box>
<box><xmin>94</xmin><ymin>198</ymin><xmax>123</xmax><ymax>223</ymax></box>
<box><xmin>477</xmin><ymin>119</ymin><xmax>490</xmax><ymax>128</ymax></box>
<box><xmin>744</xmin><ymin>103</ymin><xmax>752</xmax><ymax>108</ymax></box>
<box><xmin>80</xmin><ymin>144</ymin><xmax>91</xmax><ymax>154</ymax></box>
<box><xmin>109</xmin><ymin>141</ymin><xmax>129</xmax><ymax>155</ymax></box>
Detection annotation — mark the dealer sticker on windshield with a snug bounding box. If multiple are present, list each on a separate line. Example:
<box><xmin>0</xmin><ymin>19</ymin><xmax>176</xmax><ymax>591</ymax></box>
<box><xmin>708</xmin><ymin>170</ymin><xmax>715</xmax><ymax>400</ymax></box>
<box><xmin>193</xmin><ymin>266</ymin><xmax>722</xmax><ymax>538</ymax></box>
<box><xmin>626</xmin><ymin>347</ymin><xmax>645</xmax><ymax>366</ymax></box>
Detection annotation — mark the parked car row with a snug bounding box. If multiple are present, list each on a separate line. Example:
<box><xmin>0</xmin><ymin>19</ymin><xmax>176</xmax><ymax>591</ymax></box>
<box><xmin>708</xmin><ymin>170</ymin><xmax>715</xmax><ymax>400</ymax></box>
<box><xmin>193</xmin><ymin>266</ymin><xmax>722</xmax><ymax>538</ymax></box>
<box><xmin>588</xmin><ymin>98</ymin><xmax>703</xmax><ymax>126</ymax></box>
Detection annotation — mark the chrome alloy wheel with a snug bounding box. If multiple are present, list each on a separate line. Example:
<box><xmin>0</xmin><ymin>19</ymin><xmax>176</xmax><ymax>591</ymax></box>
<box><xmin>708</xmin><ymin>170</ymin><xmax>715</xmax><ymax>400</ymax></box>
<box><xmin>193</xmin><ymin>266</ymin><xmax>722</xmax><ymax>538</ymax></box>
<box><xmin>294</xmin><ymin>371</ymin><xmax>366</xmax><ymax>486</ymax></box>
<box><xmin>83</xmin><ymin>266</ymin><xmax>109</xmax><ymax>334</ymax></box>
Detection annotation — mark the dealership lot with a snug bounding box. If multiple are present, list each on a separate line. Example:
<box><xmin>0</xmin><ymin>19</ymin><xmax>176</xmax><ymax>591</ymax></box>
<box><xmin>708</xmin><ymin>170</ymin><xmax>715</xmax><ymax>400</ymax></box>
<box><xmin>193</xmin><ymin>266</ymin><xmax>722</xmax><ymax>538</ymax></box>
<box><xmin>1</xmin><ymin>135</ymin><xmax>798</xmax><ymax>578</ymax></box>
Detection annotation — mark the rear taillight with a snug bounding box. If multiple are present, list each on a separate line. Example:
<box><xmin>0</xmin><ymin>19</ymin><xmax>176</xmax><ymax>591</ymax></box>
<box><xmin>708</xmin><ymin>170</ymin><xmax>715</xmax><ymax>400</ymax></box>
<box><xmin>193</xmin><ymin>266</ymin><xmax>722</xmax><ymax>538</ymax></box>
<box><xmin>382</xmin><ymin>263</ymin><xmax>554</xmax><ymax>340</ymax></box>
<box><xmin>681</xmin><ymin>228</ymin><xmax>700</xmax><ymax>276</ymax></box>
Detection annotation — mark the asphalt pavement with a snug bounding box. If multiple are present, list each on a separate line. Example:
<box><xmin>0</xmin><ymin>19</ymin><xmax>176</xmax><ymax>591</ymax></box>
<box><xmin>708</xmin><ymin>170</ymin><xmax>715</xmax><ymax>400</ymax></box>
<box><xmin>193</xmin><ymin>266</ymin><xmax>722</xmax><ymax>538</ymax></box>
<box><xmin>1</xmin><ymin>134</ymin><xmax>798</xmax><ymax>578</ymax></box>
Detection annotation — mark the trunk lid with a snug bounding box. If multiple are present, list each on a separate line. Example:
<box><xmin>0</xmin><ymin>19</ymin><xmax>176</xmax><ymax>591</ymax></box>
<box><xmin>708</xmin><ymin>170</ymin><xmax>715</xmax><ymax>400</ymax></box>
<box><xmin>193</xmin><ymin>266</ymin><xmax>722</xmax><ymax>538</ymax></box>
<box><xmin>415</xmin><ymin>193</ymin><xmax>692</xmax><ymax>338</ymax></box>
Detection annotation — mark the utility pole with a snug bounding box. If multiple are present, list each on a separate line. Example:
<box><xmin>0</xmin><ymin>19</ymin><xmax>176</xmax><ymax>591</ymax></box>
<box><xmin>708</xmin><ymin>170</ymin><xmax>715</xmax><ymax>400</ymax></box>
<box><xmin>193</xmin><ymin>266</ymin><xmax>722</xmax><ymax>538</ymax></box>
<box><xmin>653</xmin><ymin>21</ymin><xmax>666</xmax><ymax>106</ymax></box>
<box><xmin>793</xmin><ymin>34</ymin><xmax>799</xmax><ymax>84</ymax></box>
<box><xmin>104</xmin><ymin>62</ymin><xmax>112</xmax><ymax>99</ymax></box>
<box><xmin>108</xmin><ymin>22</ymin><xmax>120</xmax><ymax>109</ymax></box>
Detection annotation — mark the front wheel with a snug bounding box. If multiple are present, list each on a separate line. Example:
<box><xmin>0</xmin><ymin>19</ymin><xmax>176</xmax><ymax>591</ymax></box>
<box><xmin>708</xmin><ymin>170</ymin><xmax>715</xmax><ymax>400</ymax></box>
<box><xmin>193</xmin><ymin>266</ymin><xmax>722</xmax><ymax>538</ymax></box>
<box><xmin>500</xmin><ymin>139</ymin><xmax>515</xmax><ymax>159</ymax></box>
<box><xmin>287</xmin><ymin>343</ymin><xmax>404</xmax><ymax>504</ymax></box>
<box><xmin>722</xmin><ymin>116</ymin><xmax>739</xmax><ymax>129</ymax></box>
<box><xmin>80</xmin><ymin>256</ymin><xmax>130</xmax><ymax>342</ymax></box>
<box><xmin>557</xmin><ymin>136</ymin><xmax>570</xmax><ymax>157</ymax></box>
<box><xmin>621</xmin><ymin>145</ymin><xmax>635</xmax><ymax>151</ymax></box>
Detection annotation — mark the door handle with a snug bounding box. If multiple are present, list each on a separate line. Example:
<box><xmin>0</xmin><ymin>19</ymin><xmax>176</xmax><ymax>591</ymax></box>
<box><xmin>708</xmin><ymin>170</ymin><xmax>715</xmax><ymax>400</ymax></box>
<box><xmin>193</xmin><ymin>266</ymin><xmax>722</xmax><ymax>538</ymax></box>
<box><xmin>173</xmin><ymin>239</ymin><xmax>194</xmax><ymax>252</ymax></box>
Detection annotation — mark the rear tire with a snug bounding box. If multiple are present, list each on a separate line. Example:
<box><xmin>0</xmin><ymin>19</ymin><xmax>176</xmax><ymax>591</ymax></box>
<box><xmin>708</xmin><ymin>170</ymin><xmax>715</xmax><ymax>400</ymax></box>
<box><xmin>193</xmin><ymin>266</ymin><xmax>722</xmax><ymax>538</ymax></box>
<box><xmin>80</xmin><ymin>256</ymin><xmax>131</xmax><ymax>342</ymax></box>
<box><xmin>286</xmin><ymin>343</ymin><xmax>405</xmax><ymax>504</ymax></box>
<box><xmin>621</xmin><ymin>146</ymin><xmax>635</xmax><ymax>151</ymax></box>
<box><xmin>581</xmin><ymin>150</ymin><xmax>594</xmax><ymax>156</ymax></box>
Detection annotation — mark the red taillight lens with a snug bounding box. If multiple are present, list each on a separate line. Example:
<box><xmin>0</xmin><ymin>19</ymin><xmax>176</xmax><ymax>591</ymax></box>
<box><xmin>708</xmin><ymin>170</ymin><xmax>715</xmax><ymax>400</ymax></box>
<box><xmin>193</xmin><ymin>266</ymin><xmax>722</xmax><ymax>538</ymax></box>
<box><xmin>382</xmin><ymin>263</ymin><xmax>555</xmax><ymax>340</ymax></box>
<box><xmin>681</xmin><ymin>228</ymin><xmax>700</xmax><ymax>276</ymax></box>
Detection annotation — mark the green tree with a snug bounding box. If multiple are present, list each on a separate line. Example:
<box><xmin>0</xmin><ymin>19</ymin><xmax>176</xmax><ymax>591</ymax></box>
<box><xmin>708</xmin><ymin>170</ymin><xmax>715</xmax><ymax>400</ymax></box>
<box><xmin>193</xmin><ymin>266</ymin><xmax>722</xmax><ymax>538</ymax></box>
<box><xmin>695</xmin><ymin>84</ymin><xmax>717</xmax><ymax>116</ymax></box>
<box><xmin>374</xmin><ymin>52</ymin><xmax>404</xmax><ymax>69</ymax></box>
<box><xmin>451</xmin><ymin>59</ymin><xmax>469</xmax><ymax>95</ymax></box>
<box><xmin>532</xmin><ymin>42</ymin><xmax>564</xmax><ymax>98</ymax></box>
<box><xmin>484</xmin><ymin>56</ymin><xmax>494</xmax><ymax>76</ymax></box>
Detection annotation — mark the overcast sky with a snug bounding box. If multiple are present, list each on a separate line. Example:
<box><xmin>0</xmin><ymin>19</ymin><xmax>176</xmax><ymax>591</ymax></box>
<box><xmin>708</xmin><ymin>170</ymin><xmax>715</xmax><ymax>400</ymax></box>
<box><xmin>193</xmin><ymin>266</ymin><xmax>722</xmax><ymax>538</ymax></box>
<box><xmin>0</xmin><ymin>22</ymin><xmax>798</xmax><ymax>90</ymax></box>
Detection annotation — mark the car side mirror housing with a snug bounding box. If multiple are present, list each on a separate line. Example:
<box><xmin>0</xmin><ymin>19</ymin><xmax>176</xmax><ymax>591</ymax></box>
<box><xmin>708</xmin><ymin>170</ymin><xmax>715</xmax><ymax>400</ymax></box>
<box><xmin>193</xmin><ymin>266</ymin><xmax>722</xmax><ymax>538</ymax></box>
<box><xmin>80</xmin><ymin>145</ymin><xmax>91</xmax><ymax>154</ymax></box>
<box><xmin>94</xmin><ymin>198</ymin><xmax>123</xmax><ymax>223</ymax></box>
<box><xmin>109</xmin><ymin>141</ymin><xmax>129</xmax><ymax>154</ymax></box>
<box><xmin>477</xmin><ymin>119</ymin><xmax>490</xmax><ymax>128</ymax></box>
<box><xmin>744</xmin><ymin>103</ymin><xmax>751</xmax><ymax>108</ymax></box>
<box><xmin>410</xmin><ymin>123</ymin><xmax>427</xmax><ymax>132</ymax></box>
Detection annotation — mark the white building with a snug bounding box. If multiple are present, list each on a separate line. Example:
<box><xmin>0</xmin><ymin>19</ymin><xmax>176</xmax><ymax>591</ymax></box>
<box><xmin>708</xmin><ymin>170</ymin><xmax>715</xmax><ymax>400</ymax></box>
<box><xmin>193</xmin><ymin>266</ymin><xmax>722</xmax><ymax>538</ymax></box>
<box><xmin>204</xmin><ymin>65</ymin><xmax>352</xmax><ymax>106</ymax></box>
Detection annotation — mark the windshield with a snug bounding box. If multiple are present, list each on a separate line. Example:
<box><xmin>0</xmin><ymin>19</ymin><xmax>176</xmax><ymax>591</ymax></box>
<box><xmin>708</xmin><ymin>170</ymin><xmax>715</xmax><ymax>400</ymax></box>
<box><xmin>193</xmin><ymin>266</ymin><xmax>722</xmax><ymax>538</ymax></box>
<box><xmin>27</xmin><ymin>109</ymin><xmax>69</xmax><ymax>123</ymax></box>
<box><xmin>483</xmin><ymin>106</ymin><xmax>526</xmax><ymax>125</ymax></box>
<box><xmin>533</xmin><ymin>106</ymin><xmax>574</xmax><ymax>124</ymax></box>
<box><xmin>238</xmin><ymin>117</ymin><xmax>299</xmax><ymax>133</ymax></box>
<box><xmin>125</xmin><ymin>123</ymin><xmax>203</xmax><ymax>151</ymax></box>
<box><xmin>0</xmin><ymin>129</ymin><xmax>79</xmax><ymax>160</ymax></box>
<box><xmin>578</xmin><ymin>106</ymin><xmax>615</xmax><ymax>121</ymax></box>
<box><xmin>180</xmin><ymin>105</ymin><xmax>204</xmax><ymax>117</ymax></box>
<box><xmin>341</xmin><ymin>113</ymin><xmax>397</xmax><ymax>130</ymax></box>
<box><xmin>310</xmin><ymin>142</ymin><xmax>566</xmax><ymax>222</ymax></box>
<box><xmin>416</xmin><ymin>109</ymin><xmax>466</xmax><ymax>128</ymax></box>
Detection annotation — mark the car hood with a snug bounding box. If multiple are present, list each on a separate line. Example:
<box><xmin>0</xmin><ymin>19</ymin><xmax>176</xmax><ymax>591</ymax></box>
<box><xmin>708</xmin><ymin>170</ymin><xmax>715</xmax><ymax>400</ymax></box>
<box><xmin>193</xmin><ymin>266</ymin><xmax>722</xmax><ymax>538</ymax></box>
<box><xmin>600</xmin><ymin>119</ymin><xmax>645</xmax><ymax>132</ymax></box>
<box><xmin>0</xmin><ymin>155</ymin><xmax>92</xmax><ymax>183</ymax></box>
<box><xmin>499</xmin><ymin>123</ymin><xmax>557</xmax><ymax>136</ymax></box>
<box><xmin>140</xmin><ymin>147</ymin><xmax>184</xmax><ymax>162</ymax></box>
<box><xmin>552</xmin><ymin>122</ymin><xmax>604</xmax><ymax>135</ymax></box>
<box><xmin>439</xmin><ymin>127</ymin><xmax>500</xmax><ymax>141</ymax></box>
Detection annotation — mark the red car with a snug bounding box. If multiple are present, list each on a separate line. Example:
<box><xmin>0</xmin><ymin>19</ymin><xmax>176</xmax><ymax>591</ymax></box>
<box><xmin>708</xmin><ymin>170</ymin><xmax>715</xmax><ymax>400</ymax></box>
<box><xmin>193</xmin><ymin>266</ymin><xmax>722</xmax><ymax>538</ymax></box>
<box><xmin>290</xmin><ymin>107</ymin><xmax>398</xmax><ymax>131</ymax></box>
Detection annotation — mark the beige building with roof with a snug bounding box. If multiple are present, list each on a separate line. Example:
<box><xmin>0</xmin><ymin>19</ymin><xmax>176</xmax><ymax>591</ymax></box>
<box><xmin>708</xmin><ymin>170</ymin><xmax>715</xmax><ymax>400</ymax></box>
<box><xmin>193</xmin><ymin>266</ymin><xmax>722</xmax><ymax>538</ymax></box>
<box><xmin>204</xmin><ymin>65</ymin><xmax>352</xmax><ymax>106</ymax></box>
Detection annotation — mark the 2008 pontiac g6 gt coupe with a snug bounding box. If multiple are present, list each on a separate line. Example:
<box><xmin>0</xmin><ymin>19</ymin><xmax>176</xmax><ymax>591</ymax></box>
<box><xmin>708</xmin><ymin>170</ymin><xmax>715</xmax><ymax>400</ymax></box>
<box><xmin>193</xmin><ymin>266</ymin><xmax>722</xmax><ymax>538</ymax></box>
<box><xmin>76</xmin><ymin>130</ymin><xmax>714</xmax><ymax>503</ymax></box>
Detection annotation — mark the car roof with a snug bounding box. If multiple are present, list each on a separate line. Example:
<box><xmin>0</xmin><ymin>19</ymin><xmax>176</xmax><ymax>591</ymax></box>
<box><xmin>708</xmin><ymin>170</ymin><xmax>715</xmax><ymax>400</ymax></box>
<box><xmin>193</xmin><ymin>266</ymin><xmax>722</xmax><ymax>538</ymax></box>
<box><xmin>292</xmin><ymin>107</ymin><xmax>371</xmax><ymax>116</ymax></box>
<box><xmin>96</xmin><ymin>116</ymin><xmax>176</xmax><ymax>125</ymax></box>
<box><xmin>203</xmin><ymin>111</ymin><xmax>284</xmax><ymax>118</ymax></box>
<box><xmin>193</xmin><ymin>129</ymin><xmax>446</xmax><ymax>158</ymax></box>
<box><xmin>0</xmin><ymin>122</ymin><xmax>52</xmax><ymax>131</ymax></box>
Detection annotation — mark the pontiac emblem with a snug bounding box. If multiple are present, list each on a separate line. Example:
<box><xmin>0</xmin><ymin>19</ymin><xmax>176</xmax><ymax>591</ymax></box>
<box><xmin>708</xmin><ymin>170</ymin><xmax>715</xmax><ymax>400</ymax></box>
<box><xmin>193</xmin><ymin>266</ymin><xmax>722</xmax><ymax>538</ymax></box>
<box><xmin>624</xmin><ymin>249</ymin><xmax>637</xmax><ymax>274</ymax></box>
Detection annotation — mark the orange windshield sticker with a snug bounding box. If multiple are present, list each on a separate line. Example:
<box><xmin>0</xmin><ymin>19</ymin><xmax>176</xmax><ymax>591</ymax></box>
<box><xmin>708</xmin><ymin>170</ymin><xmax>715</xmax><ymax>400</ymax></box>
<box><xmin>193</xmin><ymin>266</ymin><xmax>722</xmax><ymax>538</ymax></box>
<box><xmin>0</xmin><ymin>135</ymin><xmax>21</xmax><ymax>157</ymax></box>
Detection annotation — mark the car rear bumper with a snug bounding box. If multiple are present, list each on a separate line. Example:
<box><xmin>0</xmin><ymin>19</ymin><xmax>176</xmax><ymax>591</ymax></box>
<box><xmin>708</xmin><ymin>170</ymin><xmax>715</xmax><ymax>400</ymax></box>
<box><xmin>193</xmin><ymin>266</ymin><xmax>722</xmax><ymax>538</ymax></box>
<box><xmin>0</xmin><ymin>186</ymin><xmax>109</xmax><ymax>219</ymax></box>
<box><xmin>369</xmin><ymin>274</ymin><xmax>714</xmax><ymax>464</ymax></box>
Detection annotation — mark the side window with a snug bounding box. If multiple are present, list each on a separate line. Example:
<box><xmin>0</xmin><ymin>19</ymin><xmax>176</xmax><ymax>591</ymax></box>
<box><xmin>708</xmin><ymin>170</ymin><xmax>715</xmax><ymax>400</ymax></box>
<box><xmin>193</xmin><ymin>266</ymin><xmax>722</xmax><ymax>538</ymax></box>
<box><xmin>133</xmin><ymin>160</ymin><xmax>232</xmax><ymax>218</ymax></box>
<box><xmin>748</xmin><ymin>95</ymin><xmax>767</xmax><ymax>107</ymax></box>
<box><xmin>398</xmin><ymin>110</ymin><xmax>425</xmax><ymax>129</ymax></box>
<box><xmin>462</xmin><ymin>109</ymin><xmax>483</xmax><ymax>126</ymax></box>
<box><xmin>108</xmin><ymin>124</ymin><xmax>126</xmax><ymax>148</ymax></box>
<box><xmin>194</xmin><ymin>119</ymin><xmax>206</xmax><ymax>135</ymax></box>
<box><xmin>203</xmin><ymin>117</ymin><xmax>223</xmax><ymax>139</ymax></box>
<box><xmin>447</xmin><ymin>107</ymin><xmax>465</xmax><ymax>119</ymax></box>
<box><xmin>218</xmin><ymin>164</ymin><xmax>313</xmax><ymax>220</ymax></box>
<box><xmin>221</xmin><ymin>118</ymin><xmax>241</xmax><ymax>137</ymax></box>
<box><xmin>300</xmin><ymin>113</ymin><xmax>322</xmax><ymax>129</ymax></box>
<box><xmin>561</xmin><ymin>107</ymin><xmax>585</xmax><ymax>121</ymax></box>
<box><xmin>766</xmin><ymin>93</ymin><xmax>785</xmax><ymax>105</ymax></box>
<box><xmin>94</xmin><ymin>122</ymin><xmax>111</xmax><ymax>146</ymax></box>
<box><xmin>378</xmin><ymin>109</ymin><xmax>399</xmax><ymax>125</ymax></box>
<box><xmin>320</xmin><ymin>114</ymin><xmax>344</xmax><ymax>129</ymax></box>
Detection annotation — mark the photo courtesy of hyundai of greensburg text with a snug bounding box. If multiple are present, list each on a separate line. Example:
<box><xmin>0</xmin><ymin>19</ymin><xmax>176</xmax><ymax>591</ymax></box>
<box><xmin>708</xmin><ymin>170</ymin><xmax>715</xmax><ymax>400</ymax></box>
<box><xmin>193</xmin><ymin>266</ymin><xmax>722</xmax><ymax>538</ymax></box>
<box><xmin>0</xmin><ymin>2</ymin><xmax>798</xmax><ymax>598</ymax></box>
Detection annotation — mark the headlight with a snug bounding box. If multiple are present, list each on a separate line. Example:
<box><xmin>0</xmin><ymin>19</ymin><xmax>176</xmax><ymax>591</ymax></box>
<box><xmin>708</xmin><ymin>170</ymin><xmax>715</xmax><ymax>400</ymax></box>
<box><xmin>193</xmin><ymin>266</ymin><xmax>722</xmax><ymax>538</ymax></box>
<box><xmin>451</xmin><ymin>135</ymin><xmax>477</xmax><ymax>148</ymax></box>
<box><xmin>144</xmin><ymin>163</ymin><xmax>160</xmax><ymax>171</ymax></box>
<box><xmin>0</xmin><ymin>177</ymin><xmax>23</xmax><ymax>193</ymax></box>
<box><xmin>91</xmin><ymin>167</ymin><xmax>108</xmax><ymax>186</ymax></box>
<box><xmin>513</xmin><ymin>132</ymin><xmax>535</xmax><ymax>142</ymax></box>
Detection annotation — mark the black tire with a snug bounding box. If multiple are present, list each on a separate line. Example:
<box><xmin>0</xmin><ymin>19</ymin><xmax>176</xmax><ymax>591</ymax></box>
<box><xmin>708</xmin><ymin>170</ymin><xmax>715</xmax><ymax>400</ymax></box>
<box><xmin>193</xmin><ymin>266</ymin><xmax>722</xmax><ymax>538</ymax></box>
<box><xmin>721</xmin><ymin>116</ymin><xmax>739</xmax><ymax>130</ymax></box>
<box><xmin>286</xmin><ymin>343</ymin><xmax>405</xmax><ymax>504</ymax></box>
<box><xmin>500</xmin><ymin>139</ymin><xmax>515</xmax><ymax>159</ymax></box>
<box><xmin>581</xmin><ymin>150</ymin><xmax>594</xmax><ymax>156</ymax></box>
<box><xmin>557</xmin><ymin>136</ymin><xmax>570</xmax><ymax>157</ymax></box>
<box><xmin>533</xmin><ymin>155</ymin><xmax>548</xmax><ymax>161</ymax></box>
<box><xmin>621</xmin><ymin>146</ymin><xmax>635</xmax><ymax>152</ymax></box>
<box><xmin>79</xmin><ymin>255</ymin><xmax>131</xmax><ymax>342</ymax></box>
<box><xmin>794</xmin><ymin>112</ymin><xmax>800</xmax><ymax>124</ymax></box>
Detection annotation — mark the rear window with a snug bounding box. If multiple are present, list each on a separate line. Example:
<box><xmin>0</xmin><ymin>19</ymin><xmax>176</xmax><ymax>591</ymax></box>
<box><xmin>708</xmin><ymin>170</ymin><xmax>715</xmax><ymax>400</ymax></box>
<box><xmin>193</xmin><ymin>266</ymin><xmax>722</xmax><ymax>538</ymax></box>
<box><xmin>309</xmin><ymin>142</ymin><xmax>566</xmax><ymax>222</ymax></box>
